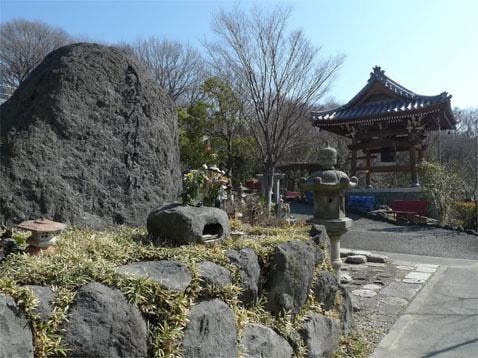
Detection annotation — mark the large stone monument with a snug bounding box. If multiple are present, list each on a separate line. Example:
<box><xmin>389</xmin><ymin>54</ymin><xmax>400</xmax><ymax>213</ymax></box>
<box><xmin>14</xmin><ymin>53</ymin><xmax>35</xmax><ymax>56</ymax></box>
<box><xmin>0</xmin><ymin>43</ymin><xmax>181</xmax><ymax>227</ymax></box>
<box><xmin>308</xmin><ymin>146</ymin><xmax>357</xmax><ymax>277</ymax></box>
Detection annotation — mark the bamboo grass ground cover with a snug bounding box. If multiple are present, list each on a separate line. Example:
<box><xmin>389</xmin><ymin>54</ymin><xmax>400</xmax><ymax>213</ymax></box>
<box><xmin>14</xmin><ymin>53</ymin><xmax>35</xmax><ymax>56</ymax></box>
<box><xmin>0</xmin><ymin>220</ymin><xmax>371</xmax><ymax>357</ymax></box>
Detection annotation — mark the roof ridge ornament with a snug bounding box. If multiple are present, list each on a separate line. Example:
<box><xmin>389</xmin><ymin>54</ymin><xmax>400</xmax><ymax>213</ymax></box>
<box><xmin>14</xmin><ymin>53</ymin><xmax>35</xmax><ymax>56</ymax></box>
<box><xmin>369</xmin><ymin>66</ymin><xmax>385</xmax><ymax>81</ymax></box>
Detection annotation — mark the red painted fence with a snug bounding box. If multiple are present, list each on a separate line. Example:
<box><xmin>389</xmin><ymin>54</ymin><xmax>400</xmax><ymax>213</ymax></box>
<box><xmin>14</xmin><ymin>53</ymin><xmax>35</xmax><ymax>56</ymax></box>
<box><xmin>392</xmin><ymin>200</ymin><xmax>428</xmax><ymax>217</ymax></box>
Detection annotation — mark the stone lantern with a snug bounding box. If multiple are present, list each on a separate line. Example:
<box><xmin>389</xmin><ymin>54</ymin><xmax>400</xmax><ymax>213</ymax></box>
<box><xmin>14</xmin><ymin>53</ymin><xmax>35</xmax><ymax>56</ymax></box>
<box><xmin>308</xmin><ymin>145</ymin><xmax>358</xmax><ymax>278</ymax></box>
<box><xmin>18</xmin><ymin>218</ymin><xmax>66</xmax><ymax>255</ymax></box>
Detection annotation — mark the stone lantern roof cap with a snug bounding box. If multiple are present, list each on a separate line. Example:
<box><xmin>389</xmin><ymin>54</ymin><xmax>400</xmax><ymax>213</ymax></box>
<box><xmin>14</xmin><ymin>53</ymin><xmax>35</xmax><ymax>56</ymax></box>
<box><xmin>18</xmin><ymin>218</ymin><xmax>67</xmax><ymax>233</ymax></box>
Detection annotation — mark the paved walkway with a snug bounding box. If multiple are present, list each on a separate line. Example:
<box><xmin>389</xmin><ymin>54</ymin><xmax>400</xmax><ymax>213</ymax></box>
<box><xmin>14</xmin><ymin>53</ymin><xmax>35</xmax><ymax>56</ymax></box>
<box><xmin>372</xmin><ymin>252</ymin><xmax>478</xmax><ymax>358</ymax></box>
<box><xmin>339</xmin><ymin>250</ymin><xmax>440</xmax><ymax>348</ymax></box>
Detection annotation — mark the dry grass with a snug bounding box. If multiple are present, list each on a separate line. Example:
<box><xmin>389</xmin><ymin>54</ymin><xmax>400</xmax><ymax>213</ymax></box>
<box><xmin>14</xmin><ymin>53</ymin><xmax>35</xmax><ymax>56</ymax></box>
<box><xmin>0</xmin><ymin>221</ymin><xmax>367</xmax><ymax>357</ymax></box>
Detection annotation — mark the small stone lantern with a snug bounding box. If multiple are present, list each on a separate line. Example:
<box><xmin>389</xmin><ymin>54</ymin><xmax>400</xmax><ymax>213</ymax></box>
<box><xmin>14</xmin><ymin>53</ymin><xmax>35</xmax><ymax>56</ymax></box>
<box><xmin>18</xmin><ymin>219</ymin><xmax>66</xmax><ymax>255</ymax></box>
<box><xmin>308</xmin><ymin>146</ymin><xmax>358</xmax><ymax>278</ymax></box>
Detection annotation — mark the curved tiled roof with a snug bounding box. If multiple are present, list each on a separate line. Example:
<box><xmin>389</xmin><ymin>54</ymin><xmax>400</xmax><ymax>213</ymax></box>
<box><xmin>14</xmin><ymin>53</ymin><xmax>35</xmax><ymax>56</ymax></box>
<box><xmin>310</xmin><ymin>66</ymin><xmax>453</xmax><ymax>124</ymax></box>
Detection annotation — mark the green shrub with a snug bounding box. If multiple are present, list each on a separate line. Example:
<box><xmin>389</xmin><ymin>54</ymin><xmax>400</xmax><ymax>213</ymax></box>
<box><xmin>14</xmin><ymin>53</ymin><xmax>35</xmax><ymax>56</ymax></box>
<box><xmin>180</xmin><ymin>166</ymin><xmax>228</xmax><ymax>206</ymax></box>
<box><xmin>417</xmin><ymin>161</ymin><xmax>465</xmax><ymax>224</ymax></box>
<box><xmin>453</xmin><ymin>201</ymin><xmax>477</xmax><ymax>229</ymax></box>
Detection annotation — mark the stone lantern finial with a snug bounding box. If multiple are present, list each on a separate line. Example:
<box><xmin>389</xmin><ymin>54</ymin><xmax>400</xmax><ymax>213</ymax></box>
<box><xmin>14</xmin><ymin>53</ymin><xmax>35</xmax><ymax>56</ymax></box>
<box><xmin>318</xmin><ymin>145</ymin><xmax>338</xmax><ymax>170</ymax></box>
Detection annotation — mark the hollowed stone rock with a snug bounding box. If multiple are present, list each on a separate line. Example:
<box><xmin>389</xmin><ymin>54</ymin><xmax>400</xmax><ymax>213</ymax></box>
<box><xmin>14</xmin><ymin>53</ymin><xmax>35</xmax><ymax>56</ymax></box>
<box><xmin>147</xmin><ymin>203</ymin><xmax>230</xmax><ymax>246</ymax></box>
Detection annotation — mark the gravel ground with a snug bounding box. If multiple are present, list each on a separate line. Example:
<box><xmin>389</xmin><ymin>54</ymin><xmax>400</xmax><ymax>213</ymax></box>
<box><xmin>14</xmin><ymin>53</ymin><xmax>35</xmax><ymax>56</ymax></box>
<box><xmin>290</xmin><ymin>202</ymin><xmax>478</xmax><ymax>260</ymax></box>
<box><xmin>341</xmin><ymin>218</ymin><xmax>478</xmax><ymax>260</ymax></box>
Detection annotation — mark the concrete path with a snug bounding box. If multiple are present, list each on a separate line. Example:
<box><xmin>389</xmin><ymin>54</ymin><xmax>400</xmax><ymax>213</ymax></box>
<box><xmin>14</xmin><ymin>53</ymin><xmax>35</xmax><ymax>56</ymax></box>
<box><xmin>372</xmin><ymin>252</ymin><xmax>478</xmax><ymax>358</ymax></box>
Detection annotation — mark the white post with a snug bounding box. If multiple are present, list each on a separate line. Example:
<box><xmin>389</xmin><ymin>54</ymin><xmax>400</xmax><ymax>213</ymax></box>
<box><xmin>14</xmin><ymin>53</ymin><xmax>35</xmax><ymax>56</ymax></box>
<box><xmin>274</xmin><ymin>177</ymin><xmax>280</xmax><ymax>204</ymax></box>
<box><xmin>330</xmin><ymin>235</ymin><xmax>342</xmax><ymax>279</ymax></box>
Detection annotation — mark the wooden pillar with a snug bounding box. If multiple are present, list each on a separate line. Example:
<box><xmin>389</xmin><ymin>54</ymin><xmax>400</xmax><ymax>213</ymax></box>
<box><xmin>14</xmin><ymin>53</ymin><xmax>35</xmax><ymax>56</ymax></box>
<box><xmin>418</xmin><ymin>145</ymin><xmax>425</xmax><ymax>162</ymax></box>
<box><xmin>366</xmin><ymin>150</ymin><xmax>372</xmax><ymax>188</ymax></box>
<box><xmin>409</xmin><ymin>145</ymin><xmax>419</xmax><ymax>187</ymax></box>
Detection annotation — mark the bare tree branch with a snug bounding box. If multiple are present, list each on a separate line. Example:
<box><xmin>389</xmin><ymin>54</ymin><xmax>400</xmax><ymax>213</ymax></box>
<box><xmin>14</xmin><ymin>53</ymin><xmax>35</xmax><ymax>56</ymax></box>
<box><xmin>127</xmin><ymin>37</ymin><xmax>206</xmax><ymax>105</ymax></box>
<box><xmin>206</xmin><ymin>4</ymin><xmax>344</xmax><ymax>210</ymax></box>
<box><xmin>0</xmin><ymin>19</ymin><xmax>72</xmax><ymax>89</ymax></box>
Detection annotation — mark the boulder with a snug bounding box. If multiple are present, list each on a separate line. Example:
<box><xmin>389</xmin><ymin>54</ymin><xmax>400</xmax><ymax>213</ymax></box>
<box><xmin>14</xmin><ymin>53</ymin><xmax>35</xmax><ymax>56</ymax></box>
<box><xmin>345</xmin><ymin>255</ymin><xmax>367</xmax><ymax>264</ymax></box>
<box><xmin>313</xmin><ymin>271</ymin><xmax>353</xmax><ymax>333</ymax></box>
<box><xmin>313</xmin><ymin>270</ymin><xmax>339</xmax><ymax>311</ymax></box>
<box><xmin>314</xmin><ymin>247</ymin><xmax>325</xmax><ymax>266</ymax></box>
<box><xmin>0</xmin><ymin>43</ymin><xmax>181</xmax><ymax>227</ymax></box>
<box><xmin>240</xmin><ymin>323</ymin><xmax>293</xmax><ymax>358</ymax></box>
<box><xmin>117</xmin><ymin>260</ymin><xmax>191</xmax><ymax>292</ymax></box>
<box><xmin>299</xmin><ymin>313</ymin><xmax>341</xmax><ymax>358</ymax></box>
<box><xmin>309</xmin><ymin>224</ymin><xmax>330</xmax><ymax>251</ymax></box>
<box><xmin>0</xmin><ymin>237</ymin><xmax>18</xmax><ymax>262</ymax></box>
<box><xmin>267</xmin><ymin>240</ymin><xmax>318</xmax><ymax>317</ymax></box>
<box><xmin>63</xmin><ymin>282</ymin><xmax>148</xmax><ymax>358</ymax></box>
<box><xmin>341</xmin><ymin>249</ymin><xmax>388</xmax><ymax>263</ymax></box>
<box><xmin>338</xmin><ymin>285</ymin><xmax>354</xmax><ymax>333</ymax></box>
<box><xmin>367</xmin><ymin>254</ymin><xmax>389</xmax><ymax>263</ymax></box>
<box><xmin>339</xmin><ymin>248</ymin><xmax>354</xmax><ymax>257</ymax></box>
<box><xmin>197</xmin><ymin>261</ymin><xmax>231</xmax><ymax>287</ymax></box>
<box><xmin>226</xmin><ymin>248</ymin><xmax>260</xmax><ymax>305</ymax></box>
<box><xmin>24</xmin><ymin>285</ymin><xmax>54</xmax><ymax>322</ymax></box>
<box><xmin>181</xmin><ymin>299</ymin><xmax>237</xmax><ymax>358</ymax></box>
<box><xmin>0</xmin><ymin>294</ymin><xmax>34</xmax><ymax>358</ymax></box>
<box><xmin>351</xmin><ymin>289</ymin><xmax>377</xmax><ymax>298</ymax></box>
<box><xmin>147</xmin><ymin>204</ymin><xmax>230</xmax><ymax>245</ymax></box>
<box><xmin>340</xmin><ymin>272</ymin><xmax>352</xmax><ymax>284</ymax></box>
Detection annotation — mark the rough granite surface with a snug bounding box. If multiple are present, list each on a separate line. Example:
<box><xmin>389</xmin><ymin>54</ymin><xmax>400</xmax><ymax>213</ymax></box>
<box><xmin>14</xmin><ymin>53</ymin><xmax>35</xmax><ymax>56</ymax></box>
<box><xmin>181</xmin><ymin>299</ymin><xmax>237</xmax><ymax>358</ymax></box>
<box><xmin>24</xmin><ymin>285</ymin><xmax>54</xmax><ymax>322</ymax></box>
<box><xmin>241</xmin><ymin>323</ymin><xmax>293</xmax><ymax>358</ymax></box>
<box><xmin>0</xmin><ymin>294</ymin><xmax>34</xmax><ymax>358</ymax></box>
<box><xmin>226</xmin><ymin>248</ymin><xmax>260</xmax><ymax>305</ymax></box>
<box><xmin>299</xmin><ymin>313</ymin><xmax>341</xmax><ymax>358</ymax></box>
<box><xmin>63</xmin><ymin>282</ymin><xmax>148</xmax><ymax>358</ymax></box>
<box><xmin>117</xmin><ymin>260</ymin><xmax>192</xmax><ymax>292</ymax></box>
<box><xmin>0</xmin><ymin>43</ymin><xmax>181</xmax><ymax>227</ymax></box>
<box><xmin>267</xmin><ymin>240</ymin><xmax>318</xmax><ymax>317</ymax></box>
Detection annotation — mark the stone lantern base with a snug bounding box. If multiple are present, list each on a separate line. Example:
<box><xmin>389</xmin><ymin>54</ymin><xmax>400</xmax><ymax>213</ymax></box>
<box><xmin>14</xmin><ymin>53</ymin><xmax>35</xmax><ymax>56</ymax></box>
<box><xmin>308</xmin><ymin>218</ymin><xmax>353</xmax><ymax>236</ymax></box>
<box><xmin>308</xmin><ymin>217</ymin><xmax>353</xmax><ymax>278</ymax></box>
<box><xmin>25</xmin><ymin>245</ymin><xmax>56</xmax><ymax>256</ymax></box>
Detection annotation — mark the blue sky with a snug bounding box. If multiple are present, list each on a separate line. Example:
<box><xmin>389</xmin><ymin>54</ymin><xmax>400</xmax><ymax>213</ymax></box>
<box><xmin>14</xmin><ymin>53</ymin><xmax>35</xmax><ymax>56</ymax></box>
<box><xmin>1</xmin><ymin>0</ymin><xmax>477</xmax><ymax>108</ymax></box>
